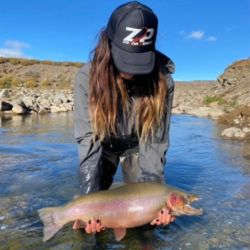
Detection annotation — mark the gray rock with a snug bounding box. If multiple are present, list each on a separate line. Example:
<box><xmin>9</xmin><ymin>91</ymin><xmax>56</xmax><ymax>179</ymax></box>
<box><xmin>52</xmin><ymin>95</ymin><xmax>64</xmax><ymax>105</ymax></box>
<box><xmin>233</xmin><ymin>118</ymin><xmax>240</xmax><ymax>124</ymax></box>
<box><xmin>242</xmin><ymin>127</ymin><xmax>250</xmax><ymax>133</ymax></box>
<box><xmin>39</xmin><ymin>98</ymin><xmax>51</xmax><ymax>109</ymax></box>
<box><xmin>221</xmin><ymin>127</ymin><xmax>246</xmax><ymax>138</ymax></box>
<box><xmin>50</xmin><ymin>106</ymin><xmax>62</xmax><ymax>113</ymax></box>
<box><xmin>61</xmin><ymin>103</ymin><xmax>73</xmax><ymax>111</ymax></box>
<box><xmin>38</xmin><ymin>107</ymin><xmax>50</xmax><ymax>114</ymax></box>
<box><xmin>0</xmin><ymin>101</ymin><xmax>13</xmax><ymax>111</ymax></box>
<box><xmin>0</xmin><ymin>89</ymin><xmax>10</xmax><ymax>98</ymax></box>
<box><xmin>12</xmin><ymin>104</ymin><xmax>29</xmax><ymax>115</ymax></box>
<box><xmin>21</xmin><ymin>96</ymin><xmax>35</xmax><ymax>108</ymax></box>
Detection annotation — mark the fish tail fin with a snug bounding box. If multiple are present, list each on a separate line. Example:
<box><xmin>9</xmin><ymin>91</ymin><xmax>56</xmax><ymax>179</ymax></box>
<box><xmin>38</xmin><ymin>206</ymin><xmax>64</xmax><ymax>242</ymax></box>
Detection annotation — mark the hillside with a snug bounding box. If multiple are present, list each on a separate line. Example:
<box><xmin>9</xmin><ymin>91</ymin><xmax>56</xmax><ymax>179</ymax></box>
<box><xmin>0</xmin><ymin>57</ymin><xmax>82</xmax><ymax>89</ymax></box>
<box><xmin>173</xmin><ymin>59</ymin><xmax>250</xmax><ymax>140</ymax></box>
<box><xmin>0</xmin><ymin>57</ymin><xmax>250</xmax><ymax>140</ymax></box>
<box><xmin>0</xmin><ymin>57</ymin><xmax>83</xmax><ymax>114</ymax></box>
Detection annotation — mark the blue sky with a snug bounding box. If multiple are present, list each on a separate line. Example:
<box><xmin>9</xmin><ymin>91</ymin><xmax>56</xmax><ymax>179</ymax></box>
<box><xmin>0</xmin><ymin>0</ymin><xmax>249</xmax><ymax>80</ymax></box>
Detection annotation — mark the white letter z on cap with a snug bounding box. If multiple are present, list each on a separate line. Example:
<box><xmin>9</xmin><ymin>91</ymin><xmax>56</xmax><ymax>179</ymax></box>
<box><xmin>123</xmin><ymin>27</ymin><xmax>154</xmax><ymax>46</ymax></box>
<box><xmin>107</xmin><ymin>1</ymin><xmax>158</xmax><ymax>74</ymax></box>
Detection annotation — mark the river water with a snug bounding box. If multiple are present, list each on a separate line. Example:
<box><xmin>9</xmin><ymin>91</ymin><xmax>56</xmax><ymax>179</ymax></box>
<box><xmin>0</xmin><ymin>113</ymin><xmax>250</xmax><ymax>250</ymax></box>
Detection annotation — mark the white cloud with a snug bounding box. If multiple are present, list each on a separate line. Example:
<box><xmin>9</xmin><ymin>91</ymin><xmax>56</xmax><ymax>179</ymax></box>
<box><xmin>180</xmin><ymin>30</ymin><xmax>217</xmax><ymax>42</ymax></box>
<box><xmin>185</xmin><ymin>30</ymin><xmax>205</xmax><ymax>40</ymax></box>
<box><xmin>4</xmin><ymin>40</ymin><xmax>30</xmax><ymax>50</ymax></box>
<box><xmin>0</xmin><ymin>48</ymin><xmax>26</xmax><ymax>58</ymax></box>
<box><xmin>207</xmin><ymin>36</ymin><xmax>217</xmax><ymax>42</ymax></box>
<box><xmin>0</xmin><ymin>40</ymin><xmax>31</xmax><ymax>58</ymax></box>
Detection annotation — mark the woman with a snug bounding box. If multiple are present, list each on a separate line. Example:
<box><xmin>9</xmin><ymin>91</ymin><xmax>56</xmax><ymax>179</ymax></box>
<box><xmin>73</xmin><ymin>1</ymin><xmax>175</xmax><ymax>233</ymax></box>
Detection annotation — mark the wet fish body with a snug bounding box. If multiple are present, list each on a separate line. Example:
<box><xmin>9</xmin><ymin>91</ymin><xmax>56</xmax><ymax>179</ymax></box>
<box><xmin>38</xmin><ymin>182</ymin><xmax>203</xmax><ymax>241</ymax></box>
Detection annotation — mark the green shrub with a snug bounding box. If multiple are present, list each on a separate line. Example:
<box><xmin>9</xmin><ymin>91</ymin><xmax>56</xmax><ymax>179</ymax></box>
<box><xmin>203</xmin><ymin>95</ymin><xmax>226</xmax><ymax>105</ymax></box>
<box><xmin>0</xmin><ymin>76</ymin><xmax>13</xmax><ymax>88</ymax></box>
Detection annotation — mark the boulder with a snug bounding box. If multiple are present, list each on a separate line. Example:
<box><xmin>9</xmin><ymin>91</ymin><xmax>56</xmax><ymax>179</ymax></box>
<box><xmin>21</xmin><ymin>96</ymin><xmax>35</xmax><ymax>109</ymax></box>
<box><xmin>242</xmin><ymin>127</ymin><xmax>250</xmax><ymax>133</ymax></box>
<box><xmin>39</xmin><ymin>98</ymin><xmax>51</xmax><ymax>109</ymax></box>
<box><xmin>0</xmin><ymin>89</ymin><xmax>10</xmax><ymax>98</ymax></box>
<box><xmin>38</xmin><ymin>107</ymin><xmax>50</xmax><ymax>114</ymax></box>
<box><xmin>61</xmin><ymin>103</ymin><xmax>73</xmax><ymax>111</ymax></box>
<box><xmin>221</xmin><ymin>127</ymin><xmax>246</xmax><ymax>138</ymax></box>
<box><xmin>0</xmin><ymin>101</ymin><xmax>13</xmax><ymax>111</ymax></box>
<box><xmin>12</xmin><ymin>104</ymin><xmax>29</xmax><ymax>115</ymax></box>
<box><xmin>50</xmin><ymin>106</ymin><xmax>62</xmax><ymax>113</ymax></box>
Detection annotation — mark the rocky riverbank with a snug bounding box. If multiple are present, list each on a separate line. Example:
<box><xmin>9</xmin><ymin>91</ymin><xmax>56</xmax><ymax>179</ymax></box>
<box><xmin>0</xmin><ymin>58</ymin><xmax>78</xmax><ymax>114</ymax></box>
<box><xmin>0</xmin><ymin>57</ymin><xmax>250</xmax><ymax>141</ymax></box>
<box><xmin>173</xmin><ymin>59</ymin><xmax>250</xmax><ymax>140</ymax></box>
<box><xmin>0</xmin><ymin>87</ymin><xmax>73</xmax><ymax>114</ymax></box>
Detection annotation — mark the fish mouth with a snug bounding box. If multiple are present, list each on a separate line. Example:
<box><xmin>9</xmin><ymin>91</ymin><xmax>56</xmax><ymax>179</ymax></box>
<box><xmin>173</xmin><ymin>204</ymin><xmax>203</xmax><ymax>216</ymax></box>
<box><xmin>187</xmin><ymin>194</ymin><xmax>200</xmax><ymax>203</ymax></box>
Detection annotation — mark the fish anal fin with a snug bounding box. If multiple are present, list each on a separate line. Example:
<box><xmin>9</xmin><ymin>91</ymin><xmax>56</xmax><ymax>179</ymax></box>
<box><xmin>113</xmin><ymin>228</ymin><xmax>127</xmax><ymax>241</ymax></box>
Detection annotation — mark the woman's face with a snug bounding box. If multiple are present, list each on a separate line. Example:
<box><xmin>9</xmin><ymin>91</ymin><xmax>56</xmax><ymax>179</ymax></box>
<box><xmin>120</xmin><ymin>72</ymin><xmax>134</xmax><ymax>80</ymax></box>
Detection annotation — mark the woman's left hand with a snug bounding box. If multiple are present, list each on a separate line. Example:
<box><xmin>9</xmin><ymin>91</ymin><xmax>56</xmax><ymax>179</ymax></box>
<box><xmin>150</xmin><ymin>207</ymin><xmax>175</xmax><ymax>226</ymax></box>
<box><xmin>72</xmin><ymin>219</ymin><xmax>105</xmax><ymax>234</ymax></box>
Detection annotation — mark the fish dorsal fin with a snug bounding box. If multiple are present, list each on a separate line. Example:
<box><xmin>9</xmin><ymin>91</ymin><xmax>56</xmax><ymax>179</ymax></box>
<box><xmin>113</xmin><ymin>228</ymin><xmax>127</xmax><ymax>241</ymax></box>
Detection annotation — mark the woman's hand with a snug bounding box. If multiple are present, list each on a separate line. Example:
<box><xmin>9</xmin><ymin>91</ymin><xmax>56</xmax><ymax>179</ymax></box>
<box><xmin>150</xmin><ymin>207</ymin><xmax>175</xmax><ymax>226</ymax></box>
<box><xmin>73</xmin><ymin>219</ymin><xmax>105</xmax><ymax>234</ymax></box>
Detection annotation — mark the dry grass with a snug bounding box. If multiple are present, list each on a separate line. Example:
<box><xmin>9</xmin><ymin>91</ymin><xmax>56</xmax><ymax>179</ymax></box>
<box><xmin>0</xmin><ymin>76</ymin><xmax>13</xmax><ymax>88</ymax></box>
<box><xmin>0</xmin><ymin>57</ymin><xmax>83</xmax><ymax>67</ymax></box>
<box><xmin>225</xmin><ymin>59</ymin><xmax>250</xmax><ymax>71</ymax></box>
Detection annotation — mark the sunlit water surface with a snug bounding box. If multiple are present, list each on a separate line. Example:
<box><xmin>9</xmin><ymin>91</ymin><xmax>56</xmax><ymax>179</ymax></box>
<box><xmin>0</xmin><ymin>113</ymin><xmax>250</xmax><ymax>250</ymax></box>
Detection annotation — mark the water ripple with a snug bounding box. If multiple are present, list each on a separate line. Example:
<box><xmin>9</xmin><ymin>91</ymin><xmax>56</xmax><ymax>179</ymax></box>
<box><xmin>0</xmin><ymin>113</ymin><xmax>250</xmax><ymax>249</ymax></box>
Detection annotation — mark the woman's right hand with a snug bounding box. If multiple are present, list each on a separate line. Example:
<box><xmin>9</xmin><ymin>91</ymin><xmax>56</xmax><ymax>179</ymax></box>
<box><xmin>150</xmin><ymin>207</ymin><xmax>175</xmax><ymax>226</ymax></box>
<box><xmin>73</xmin><ymin>219</ymin><xmax>105</xmax><ymax>234</ymax></box>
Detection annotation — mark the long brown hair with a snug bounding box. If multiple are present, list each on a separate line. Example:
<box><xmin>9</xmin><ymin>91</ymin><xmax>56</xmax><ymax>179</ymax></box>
<box><xmin>89</xmin><ymin>29</ymin><xmax>168</xmax><ymax>143</ymax></box>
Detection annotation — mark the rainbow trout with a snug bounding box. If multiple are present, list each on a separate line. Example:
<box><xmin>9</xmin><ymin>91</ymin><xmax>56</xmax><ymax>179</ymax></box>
<box><xmin>38</xmin><ymin>182</ymin><xmax>203</xmax><ymax>241</ymax></box>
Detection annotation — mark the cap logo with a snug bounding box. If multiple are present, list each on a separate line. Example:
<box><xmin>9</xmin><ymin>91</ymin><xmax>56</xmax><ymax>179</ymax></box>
<box><xmin>123</xmin><ymin>27</ymin><xmax>154</xmax><ymax>46</ymax></box>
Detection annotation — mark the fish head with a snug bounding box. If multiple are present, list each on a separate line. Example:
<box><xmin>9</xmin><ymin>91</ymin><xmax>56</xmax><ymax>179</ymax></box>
<box><xmin>167</xmin><ymin>192</ymin><xmax>203</xmax><ymax>216</ymax></box>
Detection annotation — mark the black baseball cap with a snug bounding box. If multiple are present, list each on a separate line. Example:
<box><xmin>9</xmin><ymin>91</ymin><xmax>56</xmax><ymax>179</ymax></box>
<box><xmin>107</xmin><ymin>1</ymin><xmax>158</xmax><ymax>75</ymax></box>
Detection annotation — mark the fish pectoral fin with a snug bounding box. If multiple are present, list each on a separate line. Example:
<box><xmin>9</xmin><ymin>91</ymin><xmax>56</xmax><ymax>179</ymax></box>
<box><xmin>113</xmin><ymin>228</ymin><xmax>127</xmax><ymax>241</ymax></box>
